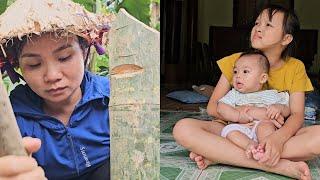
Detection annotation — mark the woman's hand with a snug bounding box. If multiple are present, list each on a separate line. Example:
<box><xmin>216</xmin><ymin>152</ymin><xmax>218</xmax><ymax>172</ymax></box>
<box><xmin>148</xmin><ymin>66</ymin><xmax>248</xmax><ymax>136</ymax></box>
<box><xmin>0</xmin><ymin>137</ymin><xmax>46</xmax><ymax>179</ymax></box>
<box><xmin>22</xmin><ymin>137</ymin><xmax>41</xmax><ymax>155</ymax></box>
<box><xmin>258</xmin><ymin>132</ymin><xmax>286</xmax><ymax>167</ymax></box>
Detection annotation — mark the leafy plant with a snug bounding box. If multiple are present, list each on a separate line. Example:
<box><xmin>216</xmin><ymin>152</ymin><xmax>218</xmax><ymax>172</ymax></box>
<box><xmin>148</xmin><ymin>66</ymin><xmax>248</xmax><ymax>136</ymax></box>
<box><xmin>117</xmin><ymin>0</ymin><xmax>151</xmax><ymax>25</ymax></box>
<box><xmin>106</xmin><ymin>0</ymin><xmax>160</xmax><ymax>31</ymax></box>
<box><xmin>0</xmin><ymin>0</ymin><xmax>7</xmax><ymax>15</ymax></box>
<box><xmin>72</xmin><ymin>0</ymin><xmax>96</xmax><ymax>12</ymax></box>
<box><xmin>7</xmin><ymin>0</ymin><xmax>15</xmax><ymax>6</ymax></box>
<box><xmin>2</xmin><ymin>75</ymin><xmax>21</xmax><ymax>94</ymax></box>
<box><xmin>90</xmin><ymin>54</ymin><xmax>109</xmax><ymax>76</ymax></box>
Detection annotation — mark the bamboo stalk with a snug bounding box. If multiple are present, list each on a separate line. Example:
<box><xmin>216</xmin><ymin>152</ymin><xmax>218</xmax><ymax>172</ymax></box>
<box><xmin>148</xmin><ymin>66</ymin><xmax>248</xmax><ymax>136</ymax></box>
<box><xmin>108</xmin><ymin>9</ymin><xmax>160</xmax><ymax>179</ymax></box>
<box><xmin>0</xmin><ymin>72</ymin><xmax>27</xmax><ymax>156</ymax></box>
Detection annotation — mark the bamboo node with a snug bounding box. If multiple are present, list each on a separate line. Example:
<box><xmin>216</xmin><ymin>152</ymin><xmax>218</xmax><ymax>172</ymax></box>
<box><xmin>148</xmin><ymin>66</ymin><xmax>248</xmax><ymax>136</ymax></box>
<box><xmin>110</xmin><ymin>64</ymin><xmax>144</xmax><ymax>78</ymax></box>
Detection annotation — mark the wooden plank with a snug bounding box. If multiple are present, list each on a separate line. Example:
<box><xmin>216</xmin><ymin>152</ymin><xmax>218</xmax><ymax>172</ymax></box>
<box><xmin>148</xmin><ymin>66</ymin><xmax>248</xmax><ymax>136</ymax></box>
<box><xmin>108</xmin><ymin>8</ymin><xmax>160</xmax><ymax>179</ymax></box>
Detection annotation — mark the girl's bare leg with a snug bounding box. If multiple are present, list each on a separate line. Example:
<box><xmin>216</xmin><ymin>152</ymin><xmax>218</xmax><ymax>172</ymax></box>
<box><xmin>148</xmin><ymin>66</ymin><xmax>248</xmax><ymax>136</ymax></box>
<box><xmin>281</xmin><ymin>125</ymin><xmax>320</xmax><ymax>161</ymax></box>
<box><xmin>188</xmin><ymin>120</ymin><xmax>224</xmax><ymax>169</ymax></box>
<box><xmin>173</xmin><ymin>118</ymin><xmax>318</xmax><ymax>179</ymax></box>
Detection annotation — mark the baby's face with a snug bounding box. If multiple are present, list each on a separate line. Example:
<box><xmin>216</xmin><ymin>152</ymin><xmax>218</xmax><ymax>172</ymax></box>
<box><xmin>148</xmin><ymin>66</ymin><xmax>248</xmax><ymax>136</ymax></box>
<box><xmin>232</xmin><ymin>55</ymin><xmax>267</xmax><ymax>93</ymax></box>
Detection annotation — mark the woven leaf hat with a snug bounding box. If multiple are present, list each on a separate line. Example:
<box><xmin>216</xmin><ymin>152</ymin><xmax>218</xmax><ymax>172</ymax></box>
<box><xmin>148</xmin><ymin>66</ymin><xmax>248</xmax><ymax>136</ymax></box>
<box><xmin>0</xmin><ymin>0</ymin><xmax>112</xmax><ymax>82</ymax></box>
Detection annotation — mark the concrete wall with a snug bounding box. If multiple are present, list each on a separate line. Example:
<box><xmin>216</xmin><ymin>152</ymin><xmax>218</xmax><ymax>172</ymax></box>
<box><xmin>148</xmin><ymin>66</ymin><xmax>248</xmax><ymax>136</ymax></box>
<box><xmin>197</xmin><ymin>0</ymin><xmax>320</xmax><ymax>73</ymax></box>
<box><xmin>197</xmin><ymin>0</ymin><xmax>233</xmax><ymax>43</ymax></box>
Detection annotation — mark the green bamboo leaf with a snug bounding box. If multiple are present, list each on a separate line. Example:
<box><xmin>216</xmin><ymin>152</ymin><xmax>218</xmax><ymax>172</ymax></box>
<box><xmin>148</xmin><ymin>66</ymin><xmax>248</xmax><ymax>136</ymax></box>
<box><xmin>117</xmin><ymin>0</ymin><xmax>151</xmax><ymax>25</ymax></box>
<box><xmin>96</xmin><ymin>0</ymin><xmax>102</xmax><ymax>13</ymax></box>
<box><xmin>7</xmin><ymin>0</ymin><xmax>15</xmax><ymax>6</ymax></box>
<box><xmin>0</xmin><ymin>0</ymin><xmax>8</xmax><ymax>15</ymax></box>
<box><xmin>72</xmin><ymin>0</ymin><xmax>96</xmax><ymax>12</ymax></box>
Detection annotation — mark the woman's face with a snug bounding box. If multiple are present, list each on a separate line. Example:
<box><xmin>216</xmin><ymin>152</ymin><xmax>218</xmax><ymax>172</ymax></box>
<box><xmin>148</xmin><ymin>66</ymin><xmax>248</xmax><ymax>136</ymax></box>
<box><xmin>250</xmin><ymin>9</ymin><xmax>286</xmax><ymax>51</ymax></box>
<box><xmin>19</xmin><ymin>33</ymin><xmax>85</xmax><ymax>104</ymax></box>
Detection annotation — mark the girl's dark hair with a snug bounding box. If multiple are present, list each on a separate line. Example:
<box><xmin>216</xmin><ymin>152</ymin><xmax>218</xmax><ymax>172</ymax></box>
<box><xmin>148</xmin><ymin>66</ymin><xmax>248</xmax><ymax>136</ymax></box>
<box><xmin>256</xmin><ymin>4</ymin><xmax>300</xmax><ymax>59</ymax></box>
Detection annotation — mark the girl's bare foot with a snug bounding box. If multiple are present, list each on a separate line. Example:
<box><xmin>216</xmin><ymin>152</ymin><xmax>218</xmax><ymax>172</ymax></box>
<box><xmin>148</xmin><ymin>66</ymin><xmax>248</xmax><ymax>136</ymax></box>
<box><xmin>267</xmin><ymin>159</ymin><xmax>311</xmax><ymax>180</ymax></box>
<box><xmin>189</xmin><ymin>152</ymin><xmax>214</xmax><ymax>170</ymax></box>
<box><xmin>189</xmin><ymin>151</ymin><xmax>198</xmax><ymax>161</ymax></box>
<box><xmin>289</xmin><ymin>161</ymin><xmax>311</xmax><ymax>180</ymax></box>
<box><xmin>297</xmin><ymin>162</ymin><xmax>312</xmax><ymax>180</ymax></box>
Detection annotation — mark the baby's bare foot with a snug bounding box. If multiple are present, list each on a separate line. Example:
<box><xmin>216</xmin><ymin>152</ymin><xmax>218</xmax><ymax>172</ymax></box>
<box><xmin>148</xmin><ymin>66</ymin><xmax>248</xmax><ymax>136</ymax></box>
<box><xmin>252</xmin><ymin>145</ymin><xmax>265</xmax><ymax>161</ymax></box>
<box><xmin>245</xmin><ymin>142</ymin><xmax>258</xmax><ymax>159</ymax></box>
<box><xmin>252</xmin><ymin>149</ymin><xmax>264</xmax><ymax>161</ymax></box>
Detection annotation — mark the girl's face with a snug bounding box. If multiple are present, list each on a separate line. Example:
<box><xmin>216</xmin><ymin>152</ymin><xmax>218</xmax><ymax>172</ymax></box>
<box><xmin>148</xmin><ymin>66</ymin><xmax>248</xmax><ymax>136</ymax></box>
<box><xmin>19</xmin><ymin>33</ymin><xmax>85</xmax><ymax>104</ymax></box>
<box><xmin>250</xmin><ymin>9</ymin><xmax>289</xmax><ymax>52</ymax></box>
<box><xmin>232</xmin><ymin>55</ymin><xmax>268</xmax><ymax>93</ymax></box>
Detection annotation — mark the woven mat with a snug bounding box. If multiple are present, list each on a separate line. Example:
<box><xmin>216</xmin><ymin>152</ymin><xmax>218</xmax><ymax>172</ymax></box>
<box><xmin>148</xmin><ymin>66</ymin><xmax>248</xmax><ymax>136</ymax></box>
<box><xmin>160</xmin><ymin>110</ymin><xmax>320</xmax><ymax>180</ymax></box>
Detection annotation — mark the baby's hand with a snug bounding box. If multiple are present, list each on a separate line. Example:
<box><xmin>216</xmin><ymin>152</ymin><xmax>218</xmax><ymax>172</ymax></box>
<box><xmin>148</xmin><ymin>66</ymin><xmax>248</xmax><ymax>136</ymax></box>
<box><xmin>266</xmin><ymin>104</ymin><xmax>282</xmax><ymax>120</ymax></box>
<box><xmin>238</xmin><ymin>106</ymin><xmax>254</xmax><ymax>124</ymax></box>
<box><xmin>242</xmin><ymin>122</ymin><xmax>255</xmax><ymax>128</ymax></box>
<box><xmin>269</xmin><ymin>114</ymin><xmax>284</xmax><ymax>129</ymax></box>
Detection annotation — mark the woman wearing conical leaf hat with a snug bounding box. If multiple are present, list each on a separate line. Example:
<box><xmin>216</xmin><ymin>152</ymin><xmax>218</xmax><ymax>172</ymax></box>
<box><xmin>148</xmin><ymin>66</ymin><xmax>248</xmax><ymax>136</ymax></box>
<box><xmin>0</xmin><ymin>0</ymin><xmax>112</xmax><ymax>179</ymax></box>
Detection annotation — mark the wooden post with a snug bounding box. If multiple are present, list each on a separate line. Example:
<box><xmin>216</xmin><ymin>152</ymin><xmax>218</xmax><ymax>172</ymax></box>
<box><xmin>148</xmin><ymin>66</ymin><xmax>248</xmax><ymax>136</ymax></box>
<box><xmin>108</xmin><ymin>9</ymin><xmax>160</xmax><ymax>179</ymax></box>
<box><xmin>0</xmin><ymin>73</ymin><xmax>27</xmax><ymax>156</ymax></box>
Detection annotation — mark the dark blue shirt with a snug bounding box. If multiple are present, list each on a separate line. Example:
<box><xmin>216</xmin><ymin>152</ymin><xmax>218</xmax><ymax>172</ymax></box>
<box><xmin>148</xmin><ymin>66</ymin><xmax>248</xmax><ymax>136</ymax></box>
<box><xmin>10</xmin><ymin>71</ymin><xmax>110</xmax><ymax>179</ymax></box>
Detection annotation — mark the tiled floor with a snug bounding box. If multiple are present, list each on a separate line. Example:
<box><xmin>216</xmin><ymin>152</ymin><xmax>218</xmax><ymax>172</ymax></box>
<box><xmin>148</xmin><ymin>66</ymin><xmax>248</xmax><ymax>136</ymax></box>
<box><xmin>160</xmin><ymin>110</ymin><xmax>320</xmax><ymax>180</ymax></box>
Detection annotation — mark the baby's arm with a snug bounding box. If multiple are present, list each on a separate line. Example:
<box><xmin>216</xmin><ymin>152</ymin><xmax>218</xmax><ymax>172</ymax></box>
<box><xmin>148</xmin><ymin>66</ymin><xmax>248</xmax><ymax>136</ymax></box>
<box><xmin>217</xmin><ymin>102</ymin><xmax>253</xmax><ymax>123</ymax></box>
<box><xmin>245</xmin><ymin>107</ymin><xmax>269</xmax><ymax>121</ymax></box>
<box><xmin>267</xmin><ymin>104</ymin><xmax>291</xmax><ymax>119</ymax></box>
<box><xmin>246</xmin><ymin>106</ymin><xmax>285</xmax><ymax>128</ymax></box>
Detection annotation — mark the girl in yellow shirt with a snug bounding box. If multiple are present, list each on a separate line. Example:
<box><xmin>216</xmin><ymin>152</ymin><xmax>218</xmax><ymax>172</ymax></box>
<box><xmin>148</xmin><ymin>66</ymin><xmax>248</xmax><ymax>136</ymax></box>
<box><xmin>173</xmin><ymin>4</ymin><xmax>315</xmax><ymax>180</ymax></box>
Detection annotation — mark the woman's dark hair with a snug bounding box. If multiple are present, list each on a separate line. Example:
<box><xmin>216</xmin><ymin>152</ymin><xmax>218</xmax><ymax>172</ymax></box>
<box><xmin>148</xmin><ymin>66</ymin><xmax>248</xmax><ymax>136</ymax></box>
<box><xmin>12</xmin><ymin>33</ymin><xmax>89</xmax><ymax>64</ymax></box>
<box><xmin>78</xmin><ymin>36</ymin><xmax>90</xmax><ymax>55</ymax></box>
<box><xmin>255</xmin><ymin>4</ymin><xmax>300</xmax><ymax>59</ymax></box>
<box><xmin>0</xmin><ymin>34</ymin><xmax>90</xmax><ymax>82</ymax></box>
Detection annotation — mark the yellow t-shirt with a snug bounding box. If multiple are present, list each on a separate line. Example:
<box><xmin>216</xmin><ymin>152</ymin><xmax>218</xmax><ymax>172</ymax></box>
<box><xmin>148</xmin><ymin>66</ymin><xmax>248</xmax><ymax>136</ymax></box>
<box><xmin>217</xmin><ymin>53</ymin><xmax>314</xmax><ymax>93</ymax></box>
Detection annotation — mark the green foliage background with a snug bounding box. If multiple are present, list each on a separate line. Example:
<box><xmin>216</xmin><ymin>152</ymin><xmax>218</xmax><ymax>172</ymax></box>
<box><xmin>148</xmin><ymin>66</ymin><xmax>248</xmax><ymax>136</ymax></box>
<box><xmin>117</xmin><ymin>0</ymin><xmax>151</xmax><ymax>25</ymax></box>
<box><xmin>72</xmin><ymin>0</ymin><xmax>96</xmax><ymax>12</ymax></box>
<box><xmin>0</xmin><ymin>0</ymin><xmax>7</xmax><ymax>15</ymax></box>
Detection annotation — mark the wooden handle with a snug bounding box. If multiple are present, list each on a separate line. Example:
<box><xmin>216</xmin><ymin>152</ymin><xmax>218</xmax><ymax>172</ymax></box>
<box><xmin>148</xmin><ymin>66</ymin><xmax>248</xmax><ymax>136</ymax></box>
<box><xmin>0</xmin><ymin>73</ymin><xmax>27</xmax><ymax>156</ymax></box>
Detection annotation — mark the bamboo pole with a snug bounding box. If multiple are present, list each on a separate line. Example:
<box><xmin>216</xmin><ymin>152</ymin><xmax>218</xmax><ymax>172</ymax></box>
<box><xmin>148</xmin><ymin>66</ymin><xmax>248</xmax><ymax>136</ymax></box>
<box><xmin>0</xmin><ymin>72</ymin><xmax>27</xmax><ymax>156</ymax></box>
<box><xmin>108</xmin><ymin>9</ymin><xmax>160</xmax><ymax>179</ymax></box>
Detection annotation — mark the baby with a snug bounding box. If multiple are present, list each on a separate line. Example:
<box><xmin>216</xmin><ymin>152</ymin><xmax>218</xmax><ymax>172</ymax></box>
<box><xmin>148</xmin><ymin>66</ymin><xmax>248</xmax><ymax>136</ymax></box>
<box><xmin>217</xmin><ymin>50</ymin><xmax>290</xmax><ymax>160</ymax></box>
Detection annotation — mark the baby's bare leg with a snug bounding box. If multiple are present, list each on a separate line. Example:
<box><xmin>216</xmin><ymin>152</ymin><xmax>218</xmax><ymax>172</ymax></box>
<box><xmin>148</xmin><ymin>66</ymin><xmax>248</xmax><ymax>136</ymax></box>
<box><xmin>253</xmin><ymin>121</ymin><xmax>277</xmax><ymax>160</ymax></box>
<box><xmin>226</xmin><ymin>131</ymin><xmax>257</xmax><ymax>159</ymax></box>
<box><xmin>256</xmin><ymin>121</ymin><xmax>277</xmax><ymax>140</ymax></box>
